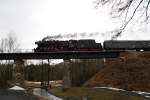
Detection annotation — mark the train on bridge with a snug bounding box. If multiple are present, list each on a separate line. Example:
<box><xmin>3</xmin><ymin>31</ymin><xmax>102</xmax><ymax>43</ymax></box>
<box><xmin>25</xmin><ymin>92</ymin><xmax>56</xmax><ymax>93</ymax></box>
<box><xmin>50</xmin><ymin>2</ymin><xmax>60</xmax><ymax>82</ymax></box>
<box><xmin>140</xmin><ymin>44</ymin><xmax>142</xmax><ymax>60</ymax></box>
<box><xmin>34</xmin><ymin>39</ymin><xmax>150</xmax><ymax>52</ymax></box>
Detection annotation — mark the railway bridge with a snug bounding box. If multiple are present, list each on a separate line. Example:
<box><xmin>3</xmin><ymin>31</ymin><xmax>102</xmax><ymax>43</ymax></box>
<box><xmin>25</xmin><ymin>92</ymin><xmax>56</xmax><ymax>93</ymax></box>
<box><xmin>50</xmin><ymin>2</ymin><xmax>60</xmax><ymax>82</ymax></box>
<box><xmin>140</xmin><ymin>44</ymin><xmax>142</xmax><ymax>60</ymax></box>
<box><xmin>0</xmin><ymin>51</ymin><xmax>121</xmax><ymax>88</ymax></box>
<box><xmin>0</xmin><ymin>51</ymin><xmax>121</xmax><ymax>60</ymax></box>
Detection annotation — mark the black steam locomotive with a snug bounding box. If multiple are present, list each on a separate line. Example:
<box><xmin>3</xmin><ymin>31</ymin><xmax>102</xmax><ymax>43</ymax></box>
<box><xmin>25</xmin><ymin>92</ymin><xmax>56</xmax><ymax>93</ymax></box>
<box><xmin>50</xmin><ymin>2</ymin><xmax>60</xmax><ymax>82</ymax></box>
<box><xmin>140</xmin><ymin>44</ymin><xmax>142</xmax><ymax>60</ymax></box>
<box><xmin>34</xmin><ymin>39</ymin><xmax>102</xmax><ymax>52</ymax></box>
<box><xmin>34</xmin><ymin>39</ymin><xmax>150</xmax><ymax>52</ymax></box>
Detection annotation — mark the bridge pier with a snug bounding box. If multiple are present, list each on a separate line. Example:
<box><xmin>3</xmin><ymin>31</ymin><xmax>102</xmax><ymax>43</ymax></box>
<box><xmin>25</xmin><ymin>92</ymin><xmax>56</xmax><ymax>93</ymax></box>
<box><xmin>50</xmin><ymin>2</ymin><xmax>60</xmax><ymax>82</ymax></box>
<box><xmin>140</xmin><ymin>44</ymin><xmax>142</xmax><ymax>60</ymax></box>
<box><xmin>12</xmin><ymin>59</ymin><xmax>25</xmax><ymax>87</ymax></box>
<box><xmin>62</xmin><ymin>59</ymin><xmax>105</xmax><ymax>87</ymax></box>
<box><xmin>62</xmin><ymin>59</ymin><xmax>71</xmax><ymax>89</ymax></box>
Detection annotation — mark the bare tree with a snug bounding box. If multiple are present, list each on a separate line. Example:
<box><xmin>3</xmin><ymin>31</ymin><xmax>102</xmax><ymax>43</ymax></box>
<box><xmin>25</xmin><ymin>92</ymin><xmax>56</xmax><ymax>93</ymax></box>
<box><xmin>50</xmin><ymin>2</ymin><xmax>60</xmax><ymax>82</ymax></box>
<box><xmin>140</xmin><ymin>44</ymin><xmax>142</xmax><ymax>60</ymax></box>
<box><xmin>95</xmin><ymin>0</ymin><xmax>150</xmax><ymax>39</ymax></box>
<box><xmin>0</xmin><ymin>39</ymin><xmax>5</xmax><ymax>53</ymax></box>
<box><xmin>0</xmin><ymin>33</ymin><xmax>19</xmax><ymax>53</ymax></box>
<box><xmin>7</xmin><ymin>33</ymin><xmax>19</xmax><ymax>53</ymax></box>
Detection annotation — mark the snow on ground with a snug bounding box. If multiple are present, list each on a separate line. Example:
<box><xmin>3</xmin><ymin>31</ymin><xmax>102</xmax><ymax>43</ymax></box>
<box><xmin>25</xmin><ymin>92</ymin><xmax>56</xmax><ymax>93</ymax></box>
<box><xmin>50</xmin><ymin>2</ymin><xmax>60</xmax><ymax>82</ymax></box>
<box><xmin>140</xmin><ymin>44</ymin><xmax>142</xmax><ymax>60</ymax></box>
<box><xmin>132</xmin><ymin>91</ymin><xmax>150</xmax><ymax>98</ymax></box>
<box><xmin>26</xmin><ymin>81</ymin><xmax>41</xmax><ymax>85</ymax></box>
<box><xmin>94</xmin><ymin>87</ymin><xmax>125</xmax><ymax>91</ymax></box>
<box><xmin>94</xmin><ymin>87</ymin><xmax>150</xmax><ymax>98</ymax></box>
<box><xmin>25</xmin><ymin>80</ymin><xmax>63</xmax><ymax>87</ymax></box>
<box><xmin>9</xmin><ymin>86</ymin><xmax>25</xmax><ymax>91</ymax></box>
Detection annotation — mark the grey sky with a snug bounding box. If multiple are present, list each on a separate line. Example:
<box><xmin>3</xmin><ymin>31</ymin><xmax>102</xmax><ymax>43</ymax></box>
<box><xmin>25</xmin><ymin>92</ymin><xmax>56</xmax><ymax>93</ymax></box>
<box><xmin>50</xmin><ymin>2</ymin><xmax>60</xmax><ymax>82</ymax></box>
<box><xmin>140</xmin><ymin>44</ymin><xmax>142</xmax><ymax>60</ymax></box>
<box><xmin>0</xmin><ymin>0</ymin><xmax>149</xmax><ymax>50</ymax></box>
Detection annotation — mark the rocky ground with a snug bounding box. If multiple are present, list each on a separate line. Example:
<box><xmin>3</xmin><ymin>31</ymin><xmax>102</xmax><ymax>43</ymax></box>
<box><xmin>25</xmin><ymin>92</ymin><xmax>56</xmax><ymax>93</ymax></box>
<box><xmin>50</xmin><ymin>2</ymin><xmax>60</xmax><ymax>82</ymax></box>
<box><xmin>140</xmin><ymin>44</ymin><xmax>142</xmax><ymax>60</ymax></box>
<box><xmin>84</xmin><ymin>51</ymin><xmax>150</xmax><ymax>92</ymax></box>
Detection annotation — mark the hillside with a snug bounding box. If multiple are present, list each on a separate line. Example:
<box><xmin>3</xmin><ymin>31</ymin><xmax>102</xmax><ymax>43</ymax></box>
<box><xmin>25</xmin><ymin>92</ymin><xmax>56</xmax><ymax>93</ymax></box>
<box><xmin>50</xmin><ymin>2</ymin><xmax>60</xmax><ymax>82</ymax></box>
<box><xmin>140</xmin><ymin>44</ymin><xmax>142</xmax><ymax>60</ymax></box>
<box><xmin>84</xmin><ymin>51</ymin><xmax>150</xmax><ymax>92</ymax></box>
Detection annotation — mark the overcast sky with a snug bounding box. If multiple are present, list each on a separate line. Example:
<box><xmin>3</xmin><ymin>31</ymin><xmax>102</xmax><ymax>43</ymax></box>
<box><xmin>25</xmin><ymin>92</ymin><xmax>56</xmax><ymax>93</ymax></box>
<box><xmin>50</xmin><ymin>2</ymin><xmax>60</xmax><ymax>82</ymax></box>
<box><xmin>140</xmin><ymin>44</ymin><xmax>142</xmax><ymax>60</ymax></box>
<box><xmin>0</xmin><ymin>0</ymin><xmax>149</xmax><ymax>50</ymax></box>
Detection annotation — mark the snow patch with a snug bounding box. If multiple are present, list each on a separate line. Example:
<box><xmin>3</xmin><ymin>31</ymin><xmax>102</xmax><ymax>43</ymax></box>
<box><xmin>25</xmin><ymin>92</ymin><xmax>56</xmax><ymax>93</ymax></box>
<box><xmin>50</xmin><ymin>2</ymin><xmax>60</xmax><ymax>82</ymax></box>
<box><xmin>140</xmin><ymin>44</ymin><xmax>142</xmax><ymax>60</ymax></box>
<box><xmin>132</xmin><ymin>91</ymin><xmax>150</xmax><ymax>95</ymax></box>
<box><xmin>94</xmin><ymin>86</ymin><xmax>125</xmax><ymax>91</ymax></box>
<box><xmin>132</xmin><ymin>91</ymin><xmax>150</xmax><ymax>98</ymax></box>
<box><xmin>9</xmin><ymin>86</ymin><xmax>25</xmax><ymax>91</ymax></box>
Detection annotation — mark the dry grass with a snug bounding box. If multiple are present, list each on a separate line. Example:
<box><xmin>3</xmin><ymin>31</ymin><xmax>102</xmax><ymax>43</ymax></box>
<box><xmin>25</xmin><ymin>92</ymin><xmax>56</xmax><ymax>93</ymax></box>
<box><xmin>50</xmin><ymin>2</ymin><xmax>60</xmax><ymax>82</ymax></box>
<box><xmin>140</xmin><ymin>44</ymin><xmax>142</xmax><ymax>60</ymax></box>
<box><xmin>84</xmin><ymin>52</ymin><xmax>150</xmax><ymax>92</ymax></box>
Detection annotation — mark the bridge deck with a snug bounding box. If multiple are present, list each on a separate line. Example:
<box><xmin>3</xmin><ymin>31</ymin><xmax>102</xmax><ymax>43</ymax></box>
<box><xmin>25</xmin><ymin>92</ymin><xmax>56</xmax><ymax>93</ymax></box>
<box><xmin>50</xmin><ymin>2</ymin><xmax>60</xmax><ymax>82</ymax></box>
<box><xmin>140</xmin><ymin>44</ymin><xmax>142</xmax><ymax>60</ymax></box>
<box><xmin>0</xmin><ymin>51</ymin><xmax>121</xmax><ymax>60</ymax></box>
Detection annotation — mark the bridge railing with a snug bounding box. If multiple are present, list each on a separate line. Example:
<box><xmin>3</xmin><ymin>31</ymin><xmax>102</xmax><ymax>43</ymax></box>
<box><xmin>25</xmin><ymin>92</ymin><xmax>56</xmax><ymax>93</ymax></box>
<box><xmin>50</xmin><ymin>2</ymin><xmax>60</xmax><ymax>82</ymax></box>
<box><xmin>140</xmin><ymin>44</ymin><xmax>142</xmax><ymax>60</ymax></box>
<box><xmin>13</xmin><ymin>49</ymin><xmax>34</xmax><ymax>53</ymax></box>
<box><xmin>0</xmin><ymin>49</ymin><xmax>34</xmax><ymax>53</ymax></box>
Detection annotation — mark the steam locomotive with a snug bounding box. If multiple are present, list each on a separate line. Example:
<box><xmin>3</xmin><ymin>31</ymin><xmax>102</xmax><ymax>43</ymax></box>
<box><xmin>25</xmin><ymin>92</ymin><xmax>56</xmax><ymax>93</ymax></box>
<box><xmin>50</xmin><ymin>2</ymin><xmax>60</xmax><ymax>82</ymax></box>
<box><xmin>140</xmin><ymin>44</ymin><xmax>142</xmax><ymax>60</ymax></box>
<box><xmin>34</xmin><ymin>39</ymin><xmax>150</xmax><ymax>52</ymax></box>
<box><xmin>34</xmin><ymin>39</ymin><xmax>102</xmax><ymax>52</ymax></box>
